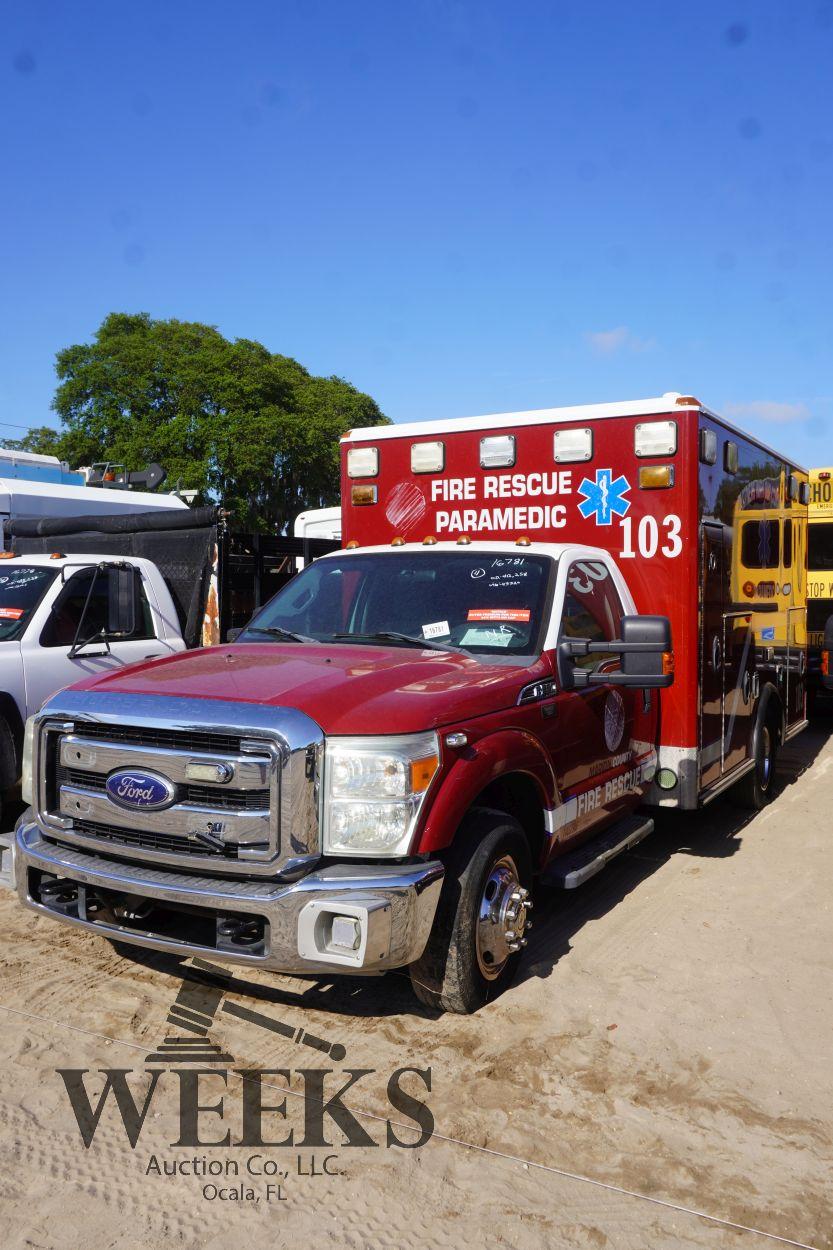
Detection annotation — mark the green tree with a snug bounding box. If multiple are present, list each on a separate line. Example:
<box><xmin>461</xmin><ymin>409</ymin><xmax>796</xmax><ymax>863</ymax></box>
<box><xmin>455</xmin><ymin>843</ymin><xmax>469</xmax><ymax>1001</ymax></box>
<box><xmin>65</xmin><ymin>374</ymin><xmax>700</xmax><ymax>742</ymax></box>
<box><xmin>25</xmin><ymin>312</ymin><xmax>387</xmax><ymax>532</ymax></box>
<box><xmin>1</xmin><ymin>426</ymin><xmax>63</xmax><ymax>456</ymax></box>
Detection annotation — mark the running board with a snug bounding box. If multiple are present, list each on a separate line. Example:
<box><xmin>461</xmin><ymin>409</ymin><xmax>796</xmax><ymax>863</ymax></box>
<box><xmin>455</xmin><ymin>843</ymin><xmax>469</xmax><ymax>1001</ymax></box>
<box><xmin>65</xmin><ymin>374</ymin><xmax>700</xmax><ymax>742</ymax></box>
<box><xmin>546</xmin><ymin>816</ymin><xmax>654</xmax><ymax>889</ymax></box>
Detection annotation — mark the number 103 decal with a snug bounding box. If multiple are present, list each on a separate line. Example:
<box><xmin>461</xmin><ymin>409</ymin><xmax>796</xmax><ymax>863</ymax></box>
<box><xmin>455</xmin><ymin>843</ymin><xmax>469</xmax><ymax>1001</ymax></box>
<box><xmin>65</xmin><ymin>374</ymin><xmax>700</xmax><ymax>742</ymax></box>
<box><xmin>618</xmin><ymin>514</ymin><xmax>682</xmax><ymax>559</ymax></box>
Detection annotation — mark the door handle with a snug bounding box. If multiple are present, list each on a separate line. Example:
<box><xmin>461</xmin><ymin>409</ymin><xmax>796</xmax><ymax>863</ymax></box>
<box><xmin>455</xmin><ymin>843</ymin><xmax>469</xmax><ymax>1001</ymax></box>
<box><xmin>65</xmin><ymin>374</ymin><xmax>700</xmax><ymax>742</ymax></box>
<box><xmin>143</xmin><ymin>652</ymin><xmax>164</xmax><ymax>659</ymax></box>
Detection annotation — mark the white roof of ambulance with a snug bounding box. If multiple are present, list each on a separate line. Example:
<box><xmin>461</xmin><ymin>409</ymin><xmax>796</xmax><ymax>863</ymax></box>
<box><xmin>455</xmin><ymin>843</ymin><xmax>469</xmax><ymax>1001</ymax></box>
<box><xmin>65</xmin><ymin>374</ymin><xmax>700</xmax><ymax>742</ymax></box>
<box><xmin>341</xmin><ymin>391</ymin><xmax>806</xmax><ymax>473</ymax></box>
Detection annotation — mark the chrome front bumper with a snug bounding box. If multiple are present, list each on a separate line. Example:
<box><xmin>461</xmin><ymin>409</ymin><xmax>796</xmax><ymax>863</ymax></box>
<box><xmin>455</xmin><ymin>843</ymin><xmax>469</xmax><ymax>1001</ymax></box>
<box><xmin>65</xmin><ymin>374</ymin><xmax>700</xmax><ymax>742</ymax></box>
<box><xmin>14</xmin><ymin>819</ymin><xmax>444</xmax><ymax>976</ymax></box>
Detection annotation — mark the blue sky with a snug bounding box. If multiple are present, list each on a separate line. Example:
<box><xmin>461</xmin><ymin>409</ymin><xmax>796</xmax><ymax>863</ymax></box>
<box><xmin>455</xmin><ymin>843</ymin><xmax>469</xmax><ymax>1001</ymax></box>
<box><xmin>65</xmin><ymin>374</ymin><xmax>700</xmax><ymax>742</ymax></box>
<box><xmin>2</xmin><ymin>0</ymin><xmax>832</xmax><ymax>465</ymax></box>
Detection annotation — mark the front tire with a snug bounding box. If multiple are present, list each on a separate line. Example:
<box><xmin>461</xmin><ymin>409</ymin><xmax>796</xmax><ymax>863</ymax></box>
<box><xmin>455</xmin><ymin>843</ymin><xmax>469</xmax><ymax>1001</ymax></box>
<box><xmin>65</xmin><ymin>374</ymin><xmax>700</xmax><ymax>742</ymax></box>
<box><xmin>409</xmin><ymin>808</ymin><xmax>532</xmax><ymax>1014</ymax></box>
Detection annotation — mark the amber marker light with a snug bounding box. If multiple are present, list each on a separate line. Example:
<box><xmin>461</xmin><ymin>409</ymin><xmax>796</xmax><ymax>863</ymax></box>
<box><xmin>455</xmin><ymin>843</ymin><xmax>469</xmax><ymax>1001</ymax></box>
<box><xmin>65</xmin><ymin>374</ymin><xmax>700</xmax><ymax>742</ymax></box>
<box><xmin>422</xmin><ymin>535</ymin><xmax>438</xmax><ymax>545</ymax></box>
<box><xmin>639</xmin><ymin>465</ymin><xmax>674</xmax><ymax>489</ymax></box>
<box><xmin>515</xmin><ymin>536</ymin><xmax>532</xmax><ymax>547</ymax></box>
<box><xmin>391</xmin><ymin>536</ymin><xmax>405</xmax><ymax>546</ymax></box>
<box><xmin>351</xmin><ymin>484</ymin><xmax>378</xmax><ymax>506</ymax></box>
<box><xmin>662</xmin><ymin>652</ymin><xmax>675</xmax><ymax>676</ymax></box>
<box><xmin>410</xmin><ymin>754</ymin><xmax>439</xmax><ymax>791</ymax></box>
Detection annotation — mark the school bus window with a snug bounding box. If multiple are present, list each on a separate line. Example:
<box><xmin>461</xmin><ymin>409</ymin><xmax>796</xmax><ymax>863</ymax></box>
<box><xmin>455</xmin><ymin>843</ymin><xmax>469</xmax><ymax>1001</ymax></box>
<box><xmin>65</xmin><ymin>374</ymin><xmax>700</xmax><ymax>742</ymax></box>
<box><xmin>808</xmin><ymin>522</ymin><xmax>833</xmax><ymax>570</ymax></box>
<box><xmin>741</xmin><ymin>519</ymin><xmax>779</xmax><ymax>569</ymax></box>
<box><xmin>783</xmin><ymin>519</ymin><xmax>793</xmax><ymax>567</ymax></box>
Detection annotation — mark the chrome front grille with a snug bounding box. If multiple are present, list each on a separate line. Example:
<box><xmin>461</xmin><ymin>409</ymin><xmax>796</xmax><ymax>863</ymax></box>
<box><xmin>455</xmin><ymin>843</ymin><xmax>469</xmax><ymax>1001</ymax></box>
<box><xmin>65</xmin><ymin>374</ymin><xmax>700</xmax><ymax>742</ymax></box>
<box><xmin>33</xmin><ymin>691</ymin><xmax>325</xmax><ymax>879</ymax></box>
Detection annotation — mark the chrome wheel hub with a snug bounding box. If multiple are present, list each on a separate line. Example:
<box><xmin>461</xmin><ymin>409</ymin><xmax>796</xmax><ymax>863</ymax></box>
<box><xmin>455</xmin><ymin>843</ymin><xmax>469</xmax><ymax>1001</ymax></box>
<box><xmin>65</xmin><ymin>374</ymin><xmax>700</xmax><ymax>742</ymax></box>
<box><xmin>476</xmin><ymin>855</ymin><xmax>532</xmax><ymax>980</ymax></box>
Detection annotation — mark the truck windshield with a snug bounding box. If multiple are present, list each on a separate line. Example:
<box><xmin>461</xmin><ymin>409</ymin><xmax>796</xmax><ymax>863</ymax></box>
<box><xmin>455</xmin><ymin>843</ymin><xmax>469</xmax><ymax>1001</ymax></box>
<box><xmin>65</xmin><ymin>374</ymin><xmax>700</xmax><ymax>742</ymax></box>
<box><xmin>239</xmin><ymin>551</ymin><xmax>553</xmax><ymax>657</ymax></box>
<box><xmin>0</xmin><ymin>565</ymin><xmax>57</xmax><ymax>641</ymax></box>
<box><xmin>809</xmin><ymin>522</ymin><xmax>833</xmax><ymax>571</ymax></box>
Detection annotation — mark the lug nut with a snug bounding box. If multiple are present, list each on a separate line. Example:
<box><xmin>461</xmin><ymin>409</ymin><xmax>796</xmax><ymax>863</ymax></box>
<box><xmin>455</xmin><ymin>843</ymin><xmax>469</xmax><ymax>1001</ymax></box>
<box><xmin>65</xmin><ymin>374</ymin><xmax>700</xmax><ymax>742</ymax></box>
<box><xmin>505</xmin><ymin>930</ymin><xmax>516</xmax><ymax>942</ymax></box>
<box><xmin>519</xmin><ymin>938</ymin><xmax>528</xmax><ymax>948</ymax></box>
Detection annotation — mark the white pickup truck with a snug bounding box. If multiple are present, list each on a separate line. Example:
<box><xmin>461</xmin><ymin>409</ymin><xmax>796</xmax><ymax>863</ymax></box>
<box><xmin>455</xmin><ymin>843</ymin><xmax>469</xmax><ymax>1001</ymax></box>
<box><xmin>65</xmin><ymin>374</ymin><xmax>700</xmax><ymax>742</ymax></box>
<box><xmin>0</xmin><ymin>553</ymin><xmax>186</xmax><ymax>818</ymax></box>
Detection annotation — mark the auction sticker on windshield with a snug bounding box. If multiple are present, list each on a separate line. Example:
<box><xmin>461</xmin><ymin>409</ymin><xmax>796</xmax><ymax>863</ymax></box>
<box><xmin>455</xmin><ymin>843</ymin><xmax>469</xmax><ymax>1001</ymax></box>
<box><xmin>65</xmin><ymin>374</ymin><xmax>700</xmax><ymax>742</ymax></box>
<box><xmin>467</xmin><ymin>609</ymin><xmax>531</xmax><ymax>622</ymax></box>
<box><xmin>0</xmin><ymin>608</ymin><xmax>25</xmax><ymax>620</ymax></box>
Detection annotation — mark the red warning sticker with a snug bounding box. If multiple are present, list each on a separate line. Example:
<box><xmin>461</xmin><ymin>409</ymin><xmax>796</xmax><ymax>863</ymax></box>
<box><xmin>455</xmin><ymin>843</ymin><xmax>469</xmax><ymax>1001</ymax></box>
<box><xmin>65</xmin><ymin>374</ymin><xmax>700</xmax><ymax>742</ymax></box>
<box><xmin>0</xmin><ymin>608</ymin><xmax>24</xmax><ymax>620</ymax></box>
<box><xmin>467</xmin><ymin>608</ymin><xmax>531</xmax><ymax>623</ymax></box>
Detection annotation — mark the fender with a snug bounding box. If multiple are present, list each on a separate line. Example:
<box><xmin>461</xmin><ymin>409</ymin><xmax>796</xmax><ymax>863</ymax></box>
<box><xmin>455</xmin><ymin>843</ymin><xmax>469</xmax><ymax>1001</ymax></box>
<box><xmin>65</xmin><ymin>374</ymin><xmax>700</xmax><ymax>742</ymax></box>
<box><xmin>414</xmin><ymin>727</ymin><xmax>558</xmax><ymax>855</ymax></box>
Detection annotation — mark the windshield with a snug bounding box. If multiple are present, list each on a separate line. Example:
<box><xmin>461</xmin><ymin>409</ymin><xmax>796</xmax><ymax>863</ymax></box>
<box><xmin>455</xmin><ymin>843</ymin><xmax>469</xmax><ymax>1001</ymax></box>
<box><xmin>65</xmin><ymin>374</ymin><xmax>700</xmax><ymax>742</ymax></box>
<box><xmin>0</xmin><ymin>565</ymin><xmax>57</xmax><ymax>641</ymax></box>
<box><xmin>809</xmin><ymin>522</ymin><xmax>833</xmax><ymax>571</ymax></box>
<box><xmin>239</xmin><ymin>551</ymin><xmax>554</xmax><ymax>657</ymax></box>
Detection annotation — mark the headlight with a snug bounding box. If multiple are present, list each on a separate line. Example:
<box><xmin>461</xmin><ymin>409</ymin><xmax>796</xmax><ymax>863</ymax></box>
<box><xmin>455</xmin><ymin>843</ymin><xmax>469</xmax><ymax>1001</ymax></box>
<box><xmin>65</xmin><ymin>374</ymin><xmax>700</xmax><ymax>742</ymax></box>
<box><xmin>21</xmin><ymin>715</ymin><xmax>36</xmax><ymax>807</ymax></box>
<box><xmin>323</xmin><ymin>732</ymin><xmax>440</xmax><ymax>856</ymax></box>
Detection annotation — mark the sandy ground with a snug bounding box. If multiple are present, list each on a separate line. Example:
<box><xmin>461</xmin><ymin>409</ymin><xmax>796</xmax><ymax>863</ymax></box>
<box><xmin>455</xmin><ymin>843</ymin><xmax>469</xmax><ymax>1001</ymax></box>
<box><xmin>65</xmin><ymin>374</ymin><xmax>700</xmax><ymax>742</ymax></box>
<box><xmin>1</xmin><ymin>726</ymin><xmax>832</xmax><ymax>1250</ymax></box>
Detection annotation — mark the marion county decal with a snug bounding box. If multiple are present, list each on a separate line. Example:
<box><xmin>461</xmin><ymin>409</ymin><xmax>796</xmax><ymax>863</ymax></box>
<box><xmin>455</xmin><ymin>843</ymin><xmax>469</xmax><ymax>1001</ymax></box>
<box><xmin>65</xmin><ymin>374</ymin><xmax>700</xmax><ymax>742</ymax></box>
<box><xmin>577</xmin><ymin>468</ymin><xmax>631</xmax><ymax>526</ymax></box>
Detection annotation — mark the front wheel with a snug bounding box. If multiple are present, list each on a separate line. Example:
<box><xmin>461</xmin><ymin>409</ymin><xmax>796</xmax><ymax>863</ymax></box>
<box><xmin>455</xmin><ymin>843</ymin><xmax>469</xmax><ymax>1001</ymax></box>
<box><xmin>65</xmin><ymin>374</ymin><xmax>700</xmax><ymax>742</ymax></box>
<box><xmin>409</xmin><ymin>809</ymin><xmax>532</xmax><ymax>1014</ymax></box>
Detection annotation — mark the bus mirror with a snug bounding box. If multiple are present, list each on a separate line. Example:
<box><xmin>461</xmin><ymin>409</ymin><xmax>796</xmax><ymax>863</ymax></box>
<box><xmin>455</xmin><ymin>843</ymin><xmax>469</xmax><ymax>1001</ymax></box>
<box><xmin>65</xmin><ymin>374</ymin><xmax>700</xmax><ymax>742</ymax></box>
<box><xmin>558</xmin><ymin>615</ymin><xmax>674</xmax><ymax>690</ymax></box>
<box><xmin>822</xmin><ymin>616</ymin><xmax>833</xmax><ymax>691</ymax></box>
<box><xmin>799</xmin><ymin>482</ymin><xmax>811</xmax><ymax>507</ymax></box>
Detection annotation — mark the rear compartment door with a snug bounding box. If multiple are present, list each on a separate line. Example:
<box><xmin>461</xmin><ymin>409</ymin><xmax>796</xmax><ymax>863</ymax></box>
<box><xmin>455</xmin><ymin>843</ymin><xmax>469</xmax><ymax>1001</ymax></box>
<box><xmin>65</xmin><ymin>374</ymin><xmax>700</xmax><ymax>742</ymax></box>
<box><xmin>699</xmin><ymin>525</ymin><xmax>726</xmax><ymax>788</ymax></box>
<box><xmin>700</xmin><ymin>523</ymin><xmax>755</xmax><ymax>784</ymax></box>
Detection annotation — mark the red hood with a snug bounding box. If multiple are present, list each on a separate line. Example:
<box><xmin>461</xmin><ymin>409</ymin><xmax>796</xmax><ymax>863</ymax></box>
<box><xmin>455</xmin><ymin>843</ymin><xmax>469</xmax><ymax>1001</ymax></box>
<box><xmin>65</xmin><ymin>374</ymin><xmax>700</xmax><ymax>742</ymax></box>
<box><xmin>72</xmin><ymin>643</ymin><xmax>546</xmax><ymax>734</ymax></box>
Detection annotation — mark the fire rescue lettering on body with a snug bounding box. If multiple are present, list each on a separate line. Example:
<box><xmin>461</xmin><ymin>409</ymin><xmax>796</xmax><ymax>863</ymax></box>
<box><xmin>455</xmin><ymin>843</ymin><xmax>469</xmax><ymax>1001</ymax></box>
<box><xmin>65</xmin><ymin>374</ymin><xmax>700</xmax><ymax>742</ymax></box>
<box><xmin>428</xmin><ymin>471</ymin><xmax>683</xmax><ymax>558</ymax></box>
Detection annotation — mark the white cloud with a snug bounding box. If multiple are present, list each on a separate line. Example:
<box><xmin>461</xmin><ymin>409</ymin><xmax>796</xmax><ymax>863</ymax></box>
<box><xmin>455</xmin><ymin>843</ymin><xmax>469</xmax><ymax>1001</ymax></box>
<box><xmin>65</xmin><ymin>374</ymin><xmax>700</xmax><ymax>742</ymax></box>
<box><xmin>724</xmin><ymin>400</ymin><xmax>810</xmax><ymax>424</ymax></box>
<box><xmin>585</xmin><ymin>326</ymin><xmax>656</xmax><ymax>355</ymax></box>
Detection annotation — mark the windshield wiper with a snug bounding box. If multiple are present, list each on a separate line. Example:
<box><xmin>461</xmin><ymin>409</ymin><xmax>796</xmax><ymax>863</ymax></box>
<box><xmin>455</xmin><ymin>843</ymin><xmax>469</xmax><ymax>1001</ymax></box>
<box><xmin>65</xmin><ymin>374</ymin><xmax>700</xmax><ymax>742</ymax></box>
<box><xmin>243</xmin><ymin>625</ymin><xmax>316</xmax><ymax>644</ymax></box>
<box><xmin>330</xmin><ymin>631</ymin><xmax>458</xmax><ymax>653</ymax></box>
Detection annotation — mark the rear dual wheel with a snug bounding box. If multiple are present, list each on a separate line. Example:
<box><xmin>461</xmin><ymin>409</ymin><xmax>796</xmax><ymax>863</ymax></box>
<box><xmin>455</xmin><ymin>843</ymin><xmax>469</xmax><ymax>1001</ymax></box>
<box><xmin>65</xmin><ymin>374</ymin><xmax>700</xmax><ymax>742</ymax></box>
<box><xmin>735</xmin><ymin>703</ymin><xmax>779</xmax><ymax>810</ymax></box>
<box><xmin>409</xmin><ymin>809</ymin><xmax>532</xmax><ymax>1014</ymax></box>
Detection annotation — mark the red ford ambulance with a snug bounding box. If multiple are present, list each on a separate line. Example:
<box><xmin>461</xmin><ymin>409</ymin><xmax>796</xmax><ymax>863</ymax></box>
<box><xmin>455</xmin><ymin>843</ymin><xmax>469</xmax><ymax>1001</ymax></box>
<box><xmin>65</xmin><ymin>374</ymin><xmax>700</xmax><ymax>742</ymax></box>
<box><xmin>13</xmin><ymin>393</ymin><xmax>809</xmax><ymax>1012</ymax></box>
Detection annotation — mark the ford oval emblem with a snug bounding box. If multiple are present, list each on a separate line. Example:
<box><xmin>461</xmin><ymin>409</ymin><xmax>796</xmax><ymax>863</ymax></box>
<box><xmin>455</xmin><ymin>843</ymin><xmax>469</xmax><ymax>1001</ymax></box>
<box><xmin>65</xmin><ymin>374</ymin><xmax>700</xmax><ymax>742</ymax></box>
<box><xmin>105</xmin><ymin>768</ymin><xmax>176</xmax><ymax>811</ymax></box>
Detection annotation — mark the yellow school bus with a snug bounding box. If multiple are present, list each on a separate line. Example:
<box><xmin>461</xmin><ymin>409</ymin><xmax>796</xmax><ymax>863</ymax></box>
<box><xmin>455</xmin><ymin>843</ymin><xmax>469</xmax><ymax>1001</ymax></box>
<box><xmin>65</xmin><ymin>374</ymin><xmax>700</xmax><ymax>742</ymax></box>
<box><xmin>808</xmin><ymin>468</ymin><xmax>833</xmax><ymax>697</ymax></box>
<box><xmin>730</xmin><ymin>467</ymin><xmax>808</xmax><ymax>645</ymax></box>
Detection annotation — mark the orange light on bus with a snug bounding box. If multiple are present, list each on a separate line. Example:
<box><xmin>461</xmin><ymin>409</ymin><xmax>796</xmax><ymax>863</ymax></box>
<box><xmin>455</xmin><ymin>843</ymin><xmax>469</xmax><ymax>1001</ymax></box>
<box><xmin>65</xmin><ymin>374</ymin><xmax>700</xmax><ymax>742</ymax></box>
<box><xmin>743</xmin><ymin>581</ymin><xmax>755</xmax><ymax>597</ymax></box>
<box><xmin>822</xmin><ymin>651</ymin><xmax>830</xmax><ymax>678</ymax></box>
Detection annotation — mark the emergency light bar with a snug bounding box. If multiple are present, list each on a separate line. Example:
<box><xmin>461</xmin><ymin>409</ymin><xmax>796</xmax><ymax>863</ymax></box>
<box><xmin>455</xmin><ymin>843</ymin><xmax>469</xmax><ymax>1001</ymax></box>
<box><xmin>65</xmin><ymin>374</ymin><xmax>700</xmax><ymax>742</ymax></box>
<box><xmin>411</xmin><ymin>441</ymin><xmax>445</xmax><ymax>474</ymax></box>
<box><xmin>479</xmin><ymin>435</ymin><xmax>516</xmax><ymax>468</ymax></box>
<box><xmin>347</xmin><ymin>446</ymin><xmax>379</xmax><ymax>478</ymax></box>
<box><xmin>553</xmin><ymin>428</ymin><xmax>593</xmax><ymax>463</ymax></box>
<box><xmin>634</xmin><ymin>420</ymin><xmax>677</xmax><ymax>458</ymax></box>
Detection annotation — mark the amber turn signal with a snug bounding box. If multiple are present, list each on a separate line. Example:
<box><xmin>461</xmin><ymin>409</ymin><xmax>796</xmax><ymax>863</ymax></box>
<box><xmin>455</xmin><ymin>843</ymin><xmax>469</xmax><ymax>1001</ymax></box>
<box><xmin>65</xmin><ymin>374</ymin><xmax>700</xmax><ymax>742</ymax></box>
<box><xmin>351</xmin><ymin>485</ymin><xmax>378</xmax><ymax>506</ymax></box>
<box><xmin>822</xmin><ymin>651</ymin><xmax>830</xmax><ymax>678</ymax></box>
<box><xmin>410</xmin><ymin>755</ymin><xmax>439</xmax><ymax>792</ymax></box>
<box><xmin>662</xmin><ymin>651</ymin><xmax>675</xmax><ymax>676</ymax></box>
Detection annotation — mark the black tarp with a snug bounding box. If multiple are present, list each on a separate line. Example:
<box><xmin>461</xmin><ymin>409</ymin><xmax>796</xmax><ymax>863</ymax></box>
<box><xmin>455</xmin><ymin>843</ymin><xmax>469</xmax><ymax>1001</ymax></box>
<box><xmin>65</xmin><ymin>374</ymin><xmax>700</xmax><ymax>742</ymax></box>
<box><xmin>9</xmin><ymin>508</ymin><xmax>218</xmax><ymax>649</ymax></box>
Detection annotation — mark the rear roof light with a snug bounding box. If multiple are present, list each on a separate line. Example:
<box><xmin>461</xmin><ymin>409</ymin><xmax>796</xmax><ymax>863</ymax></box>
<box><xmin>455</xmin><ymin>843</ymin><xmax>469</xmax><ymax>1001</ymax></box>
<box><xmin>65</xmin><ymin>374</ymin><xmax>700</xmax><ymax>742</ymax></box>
<box><xmin>410</xmin><ymin>441</ymin><xmax>444</xmax><ymax>474</ymax></box>
<box><xmin>634</xmin><ymin>420</ymin><xmax>677</xmax><ymax>458</ymax></box>
<box><xmin>347</xmin><ymin>446</ymin><xmax>379</xmax><ymax>478</ymax></box>
<box><xmin>479</xmin><ymin>434</ymin><xmax>516</xmax><ymax>468</ymax></box>
<box><xmin>675</xmin><ymin>394</ymin><xmax>700</xmax><ymax>406</ymax></box>
<box><xmin>553</xmin><ymin>427</ymin><xmax>593</xmax><ymax>463</ymax></box>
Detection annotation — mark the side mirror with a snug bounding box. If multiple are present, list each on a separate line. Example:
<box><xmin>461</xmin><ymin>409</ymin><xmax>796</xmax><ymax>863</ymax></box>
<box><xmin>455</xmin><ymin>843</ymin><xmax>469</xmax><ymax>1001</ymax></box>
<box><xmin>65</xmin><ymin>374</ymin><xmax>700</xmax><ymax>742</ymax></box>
<box><xmin>558</xmin><ymin>614</ymin><xmax>674</xmax><ymax>690</ymax></box>
<box><xmin>822</xmin><ymin>616</ymin><xmax>833</xmax><ymax>691</ymax></box>
<box><xmin>226</xmin><ymin>627</ymin><xmax>242</xmax><ymax>643</ymax></box>
<box><xmin>106</xmin><ymin>565</ymin><xmax>137</xmax><ymax>637</ymax></box>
